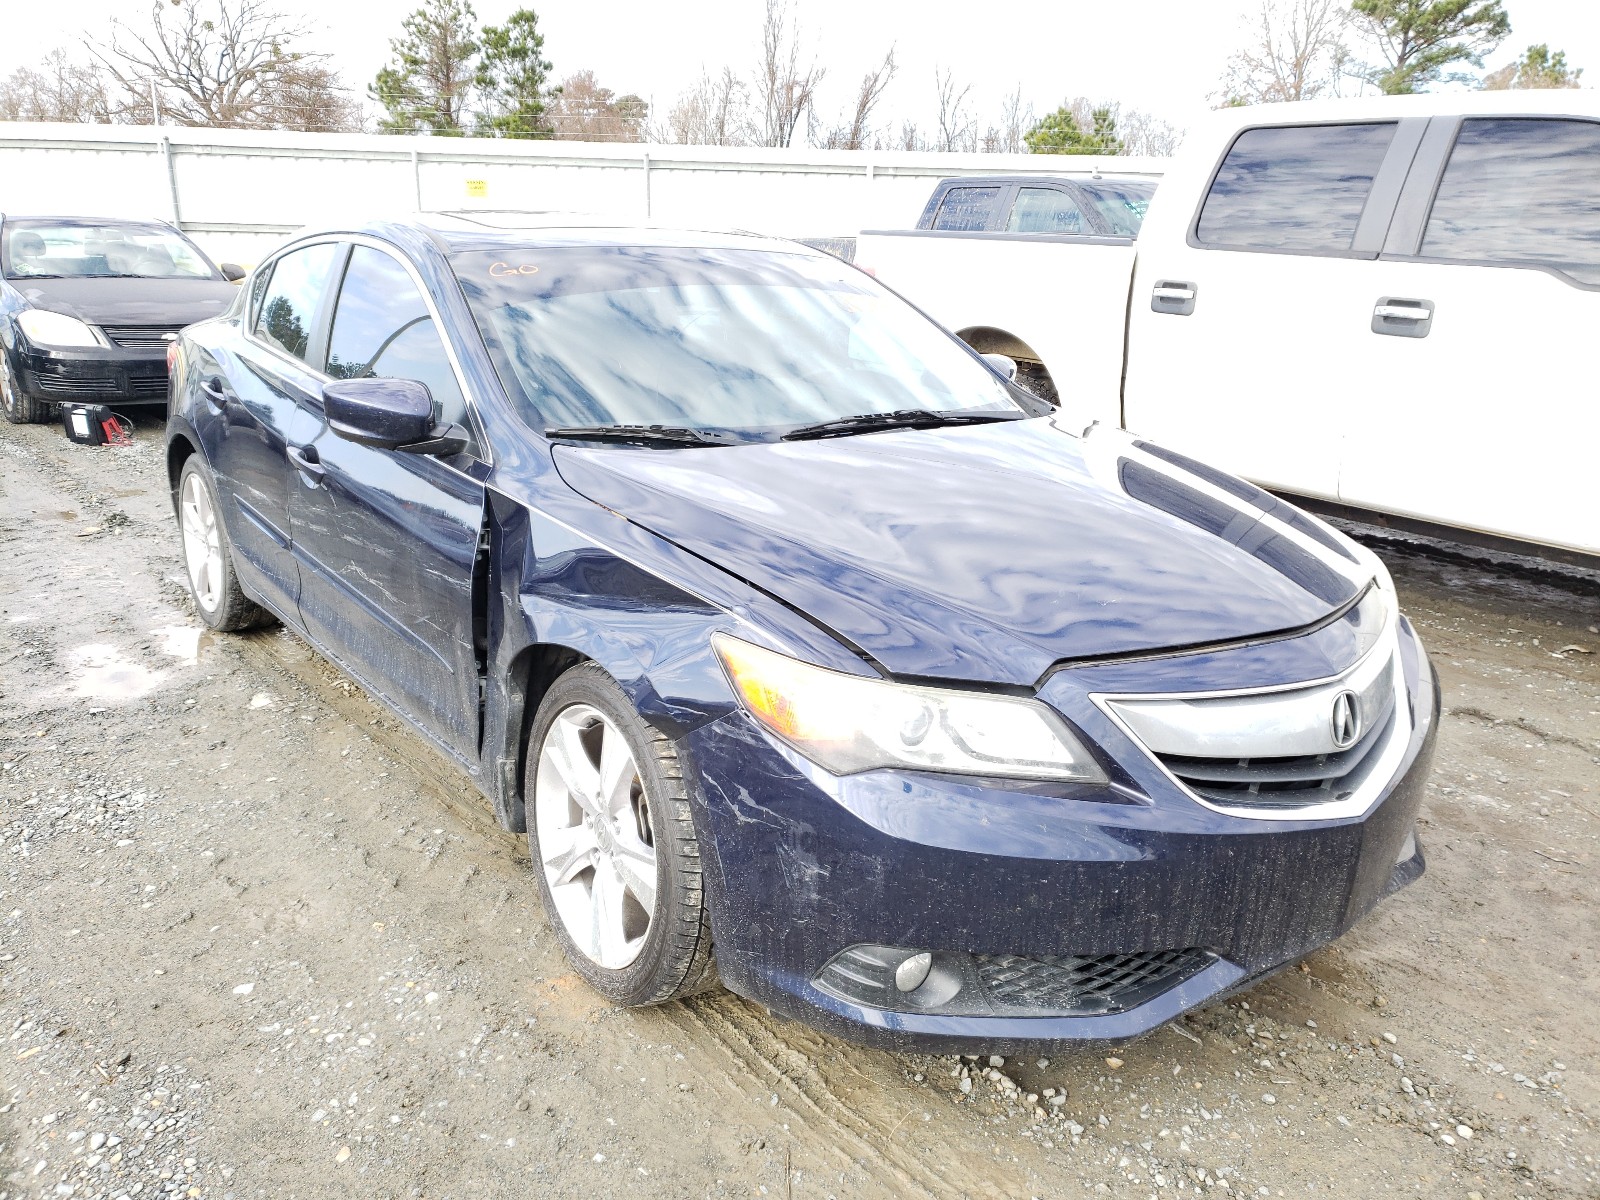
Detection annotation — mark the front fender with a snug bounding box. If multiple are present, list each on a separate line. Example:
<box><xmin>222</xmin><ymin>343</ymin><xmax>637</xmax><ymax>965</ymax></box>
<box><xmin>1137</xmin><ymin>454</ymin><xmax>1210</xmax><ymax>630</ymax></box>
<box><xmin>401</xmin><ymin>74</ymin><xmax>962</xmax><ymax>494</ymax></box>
<box><xmin>478</xmin><ymin>487</ymin><xmax>858</xmax><ymax>832</ymax></box>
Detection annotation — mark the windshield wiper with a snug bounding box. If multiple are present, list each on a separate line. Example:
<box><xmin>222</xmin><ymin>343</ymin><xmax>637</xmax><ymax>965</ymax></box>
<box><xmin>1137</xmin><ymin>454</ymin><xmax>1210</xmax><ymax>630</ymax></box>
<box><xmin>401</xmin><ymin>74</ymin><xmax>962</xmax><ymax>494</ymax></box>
<box><xmin>781</xmin><ymin>408</ymin><xmax>1024</xmax><ymax>442</ymax></box>
<box><xmin>544</xmin><ymin>423</ymin><xmax>737</xmax><ymax>447</ymax></box>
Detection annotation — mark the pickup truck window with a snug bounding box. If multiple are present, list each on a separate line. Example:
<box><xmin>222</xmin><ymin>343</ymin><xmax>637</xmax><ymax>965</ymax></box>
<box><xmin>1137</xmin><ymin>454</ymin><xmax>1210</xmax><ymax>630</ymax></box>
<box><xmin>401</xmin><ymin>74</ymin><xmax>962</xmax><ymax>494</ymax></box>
<box><xmin>932</xmin><ymin>186</ymin><xmax>1003</xmax><ymax>232</ymax></box>
<box><xmin>1421</xmin><ymin>118</ymin><xmax>1600</xmax><ymax>286</ymax></box>
<box><xmin>1196</xmin><ymin>122</ymin><xmax>1397</xmax><ymax>252</ymax></box>
<box><xmin>1078</xmin><ymin>179</ymin><xmax>1156</xmax><ymax>238</ymax></box>
<box><xmin>1008</xmin><ymin>188</ymin><xmax>1088</xmax><ymax>235</ymax></box>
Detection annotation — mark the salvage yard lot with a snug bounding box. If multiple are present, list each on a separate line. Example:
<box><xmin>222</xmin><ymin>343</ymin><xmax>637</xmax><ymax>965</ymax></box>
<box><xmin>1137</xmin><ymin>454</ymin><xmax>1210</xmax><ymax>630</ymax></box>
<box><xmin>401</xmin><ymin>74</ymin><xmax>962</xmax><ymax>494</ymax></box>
<box><xmin>0</xmin><ymin>419</ymin><xmax>1595</xmax><ymax>1199</ymax></box>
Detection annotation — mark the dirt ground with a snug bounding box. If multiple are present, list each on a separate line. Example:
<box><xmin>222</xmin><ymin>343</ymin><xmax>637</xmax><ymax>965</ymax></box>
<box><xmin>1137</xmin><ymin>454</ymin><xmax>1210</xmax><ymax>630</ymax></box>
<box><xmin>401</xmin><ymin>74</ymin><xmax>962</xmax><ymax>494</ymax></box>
<box><xmin>0</xmin><ymin>418</ymin><xmax>1595</xmax><ymax>1200</ymax></box>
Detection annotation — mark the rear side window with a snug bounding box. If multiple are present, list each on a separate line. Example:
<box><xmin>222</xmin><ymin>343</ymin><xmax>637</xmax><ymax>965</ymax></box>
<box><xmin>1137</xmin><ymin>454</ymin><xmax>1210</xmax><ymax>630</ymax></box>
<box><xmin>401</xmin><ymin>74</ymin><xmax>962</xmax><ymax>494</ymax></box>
<box><xmin>1196</xmin><ymin>123</ymin><xmax>1397</xmax><ymax>252</ymax></box>
<box><xmin>932</xmin><ymin>186</ymin><xmax>1002</xmax><ymax>232</ymax></box>
<box><xmin>327</xmin><ymin>245</ymin><xmax>471</xmax><ymax>435</ymax></box>
<box><xmin>1007</xmin><ymin>187</ymin><xmax>1088</xmax><ymax>234</ymax></box>
<box><xmin>253</xmin><ymin>242</ymin><xmax>338</xmax><ymax>364</ymax></box>
<box><xmin>1422</xmin><ymin>118</ymin><xmax>1600</xmax><ymax>286</ymax></box>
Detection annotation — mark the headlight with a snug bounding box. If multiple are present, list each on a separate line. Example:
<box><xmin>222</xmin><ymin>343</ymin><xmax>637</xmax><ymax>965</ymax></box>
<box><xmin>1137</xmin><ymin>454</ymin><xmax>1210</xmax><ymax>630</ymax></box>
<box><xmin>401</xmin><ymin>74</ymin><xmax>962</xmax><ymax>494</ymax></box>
<box><xmin>713</xmin><ymin>634</ymin><xmax>1106</xmax><ymax>783</ymax></box>
<box><xmin>17</xmin><ymin>309</ymin><xmax>102</xmax><ymax>348</ymax></box>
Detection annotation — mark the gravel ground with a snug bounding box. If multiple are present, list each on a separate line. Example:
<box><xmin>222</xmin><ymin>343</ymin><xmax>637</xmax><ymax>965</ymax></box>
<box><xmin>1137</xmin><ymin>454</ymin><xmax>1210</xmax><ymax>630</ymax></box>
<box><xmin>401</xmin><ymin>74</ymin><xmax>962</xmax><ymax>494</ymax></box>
<box><xmin>0</xmin><ymin>418</ymin><xmax>1595</xmax><ymax>1200</ymax></box>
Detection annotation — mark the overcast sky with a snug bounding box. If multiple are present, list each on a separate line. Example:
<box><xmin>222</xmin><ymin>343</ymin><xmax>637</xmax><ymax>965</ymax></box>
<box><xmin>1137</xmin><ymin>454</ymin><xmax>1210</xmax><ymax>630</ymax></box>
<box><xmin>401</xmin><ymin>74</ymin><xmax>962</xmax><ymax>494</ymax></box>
<box><xmin>7</xmin><ymin>0</ymin><xmax>1599</xmax><ymax>137</ymax></box>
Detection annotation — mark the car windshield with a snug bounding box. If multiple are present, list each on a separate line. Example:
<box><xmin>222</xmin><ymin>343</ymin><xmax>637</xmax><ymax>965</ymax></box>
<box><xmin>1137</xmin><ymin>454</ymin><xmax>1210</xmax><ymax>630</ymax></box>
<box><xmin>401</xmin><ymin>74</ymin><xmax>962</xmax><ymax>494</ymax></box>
<box><xmin>1</xmin><ymin>219</ymin><xmax>219</xmax><ymax>280</ymax></box>
<box><xmin>454</xmin><ymin>244</ymin><xmax>1034</xmax><ymax>441</ymax></box>
<box><xmin>1077</xmin><ymin>179</ymin><xmax>1157</xmax><ymax>238</ymax></box>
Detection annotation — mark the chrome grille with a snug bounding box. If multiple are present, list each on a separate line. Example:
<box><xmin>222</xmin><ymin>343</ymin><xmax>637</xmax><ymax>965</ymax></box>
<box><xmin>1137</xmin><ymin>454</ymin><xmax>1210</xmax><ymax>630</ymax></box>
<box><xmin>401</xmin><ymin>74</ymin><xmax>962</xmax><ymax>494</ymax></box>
<box><xmin>102</xmin><ymin>325</ymin><xmax>182</xmax><ymax>349</ymax></box>
<box><xmin>1100</xmin><ymin>623</ymin><xmax>1409</xmax><ymax>819</ymax></box>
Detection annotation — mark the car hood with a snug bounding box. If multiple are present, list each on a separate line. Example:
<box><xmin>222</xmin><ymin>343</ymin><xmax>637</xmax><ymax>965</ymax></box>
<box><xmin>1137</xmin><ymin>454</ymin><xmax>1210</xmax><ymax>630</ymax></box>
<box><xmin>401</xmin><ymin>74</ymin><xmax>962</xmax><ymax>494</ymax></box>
<box><xmin>13</xmin><ymin>276</ymin><xmax>236</xmax><ymax>327</ymax></box>
<box><xmin>552</xmin><ymin>417</ymin><xmax>1370</xmax><ymax>685</ymax></box>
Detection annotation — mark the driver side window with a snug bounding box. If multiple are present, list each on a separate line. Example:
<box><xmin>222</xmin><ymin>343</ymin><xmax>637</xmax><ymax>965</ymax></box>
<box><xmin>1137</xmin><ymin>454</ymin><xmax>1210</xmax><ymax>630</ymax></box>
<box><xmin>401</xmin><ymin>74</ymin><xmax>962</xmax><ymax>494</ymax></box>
<box><xmin>327</xmin><ymin>245</ymin><xmax>475</xmax><ymax>450</ymax></box>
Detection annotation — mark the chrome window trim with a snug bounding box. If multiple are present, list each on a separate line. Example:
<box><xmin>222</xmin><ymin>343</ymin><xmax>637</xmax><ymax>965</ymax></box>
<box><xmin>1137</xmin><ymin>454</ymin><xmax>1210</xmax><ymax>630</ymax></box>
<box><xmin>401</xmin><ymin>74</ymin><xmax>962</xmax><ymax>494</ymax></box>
<box><xmin>1091</xmin><ymin>616</ymin><xmax>1412</xmax><ymax>823</ymax></box>
<box><xmin>244</xmin><ymin>233</ymin><xmax>493</xmax><ymax>470</ymax></box>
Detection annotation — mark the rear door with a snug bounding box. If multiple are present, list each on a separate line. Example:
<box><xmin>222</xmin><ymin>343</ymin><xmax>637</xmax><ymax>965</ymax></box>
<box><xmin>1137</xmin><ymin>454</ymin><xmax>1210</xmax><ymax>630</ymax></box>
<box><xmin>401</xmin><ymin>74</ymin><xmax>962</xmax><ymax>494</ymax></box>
<box><xmin>1336</xmin><ymin>115</ymin><xmax>1600</xmax><ymax>555</ymax></box>
<box><xmin>286</xmin><ymin>242</ymin><xmax>488</xmax><ymax>762</ymax></box>
<box><xmin>1124</xmin><ymin>119</ymin><xmax>1425</xmax><ymax>499</ymax></box>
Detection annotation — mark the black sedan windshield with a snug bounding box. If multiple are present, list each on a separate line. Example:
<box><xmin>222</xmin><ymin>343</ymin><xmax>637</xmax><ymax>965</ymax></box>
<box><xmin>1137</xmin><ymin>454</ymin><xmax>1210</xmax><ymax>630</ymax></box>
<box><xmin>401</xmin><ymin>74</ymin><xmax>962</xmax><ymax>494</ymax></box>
<box><xmin>454</xmin><ymin>245</ymin><xmax>1029</xmax><ymax>440</ymax></box>
<box><xmin>2</xmin><ymin>219</ymin><xmax>219</xmax><ymax>280</ymax></box>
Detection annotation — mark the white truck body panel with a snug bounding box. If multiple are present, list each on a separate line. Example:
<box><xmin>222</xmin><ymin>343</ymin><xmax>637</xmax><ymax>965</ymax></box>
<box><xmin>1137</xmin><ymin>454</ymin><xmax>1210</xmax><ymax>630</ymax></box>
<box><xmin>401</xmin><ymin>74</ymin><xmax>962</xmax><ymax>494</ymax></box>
<box><xmin>861</xmin><ymin>90</ymin><xmax>1600</xmax><ymax>560</ymax></box>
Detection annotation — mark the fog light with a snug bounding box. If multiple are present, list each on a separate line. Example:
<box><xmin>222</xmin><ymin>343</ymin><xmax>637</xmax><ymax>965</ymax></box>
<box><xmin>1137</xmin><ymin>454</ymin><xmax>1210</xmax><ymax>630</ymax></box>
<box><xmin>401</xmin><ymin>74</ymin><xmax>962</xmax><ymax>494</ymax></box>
<box><xmin>894</xmin><ymin>951</ymin><xmax>933</xmax><ymax>993</ymax></box>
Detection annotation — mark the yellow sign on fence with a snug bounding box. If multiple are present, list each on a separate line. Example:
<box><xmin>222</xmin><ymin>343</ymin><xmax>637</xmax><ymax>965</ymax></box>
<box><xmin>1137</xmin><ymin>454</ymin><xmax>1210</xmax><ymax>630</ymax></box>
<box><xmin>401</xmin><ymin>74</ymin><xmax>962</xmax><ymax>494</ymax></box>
<box><xmin>465</xmin><ymin>179</ymin><xmax>488</xmax><ymax>199</ymax></box>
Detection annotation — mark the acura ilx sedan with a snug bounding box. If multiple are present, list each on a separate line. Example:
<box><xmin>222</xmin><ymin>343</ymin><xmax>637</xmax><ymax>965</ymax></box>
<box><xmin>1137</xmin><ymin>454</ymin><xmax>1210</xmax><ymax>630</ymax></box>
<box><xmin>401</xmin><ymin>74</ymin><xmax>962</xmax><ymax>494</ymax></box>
<box><xmin>165</xmin><ymin>215</ymin><xmax>1437</xmax><ymax>1051</ymax></box>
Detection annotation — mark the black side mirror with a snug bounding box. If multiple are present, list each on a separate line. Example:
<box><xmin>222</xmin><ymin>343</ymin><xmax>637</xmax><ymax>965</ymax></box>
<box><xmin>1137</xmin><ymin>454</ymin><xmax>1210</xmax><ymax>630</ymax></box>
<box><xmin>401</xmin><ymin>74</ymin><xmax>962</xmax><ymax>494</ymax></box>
<box><xmin>323</xmin><ymin>378</ymin><xmax>470</xmax><ymax>456</ymax></box>
<box><xmin>219</xmin><ymin>262</ymin><xmax>246</xmax><ymax>282</ymax></box>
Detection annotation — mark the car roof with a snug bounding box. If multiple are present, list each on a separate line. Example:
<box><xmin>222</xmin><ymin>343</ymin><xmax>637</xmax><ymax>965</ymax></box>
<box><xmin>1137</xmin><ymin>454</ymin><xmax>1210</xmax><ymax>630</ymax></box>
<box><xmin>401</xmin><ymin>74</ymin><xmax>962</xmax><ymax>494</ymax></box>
<box><xmin>932</xmin><ymin>175</ymin><xmax>1155</xmax><ymax>188</ymax></box>
<box><xmin>1202</xmin><ymin>88</ymin><xmax>1600</xmax><ymax>131</ymax></box>
<box><xmin>328</xmin><ymin>212</ymin><xmax>824</xmax><ymax>258</ymax></box>
<box><xmin>1</xmin><ymin>214</ymin><xmax>176</xmax><ymax>227</ymax></box>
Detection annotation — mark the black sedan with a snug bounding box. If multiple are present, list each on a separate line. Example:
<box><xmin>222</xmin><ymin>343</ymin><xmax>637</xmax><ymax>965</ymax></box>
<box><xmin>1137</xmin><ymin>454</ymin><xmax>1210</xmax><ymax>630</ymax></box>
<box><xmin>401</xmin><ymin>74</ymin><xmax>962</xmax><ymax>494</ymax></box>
<box><xmin>0</xmin><ymin>215</ymin><xmax>243</xmax><ymax>424</ymax></box>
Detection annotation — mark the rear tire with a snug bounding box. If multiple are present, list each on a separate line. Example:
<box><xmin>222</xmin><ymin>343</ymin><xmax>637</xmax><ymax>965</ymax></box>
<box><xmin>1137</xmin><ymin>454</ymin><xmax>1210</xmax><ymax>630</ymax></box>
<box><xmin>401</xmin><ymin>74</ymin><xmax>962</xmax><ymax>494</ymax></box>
<box><xmin>176</xmin><ymin>457</ymin><xmax>273</xmax><ymax>632</ymax></box>
<box><xmin>1</xmin><ymin>351</ymin><xmax>49</xmax><ymax>424</ymax></box>
<box><xmin>526</xmin><ymin>662</ymin><xmax>718</xmax><ymax>1006</ymax></box>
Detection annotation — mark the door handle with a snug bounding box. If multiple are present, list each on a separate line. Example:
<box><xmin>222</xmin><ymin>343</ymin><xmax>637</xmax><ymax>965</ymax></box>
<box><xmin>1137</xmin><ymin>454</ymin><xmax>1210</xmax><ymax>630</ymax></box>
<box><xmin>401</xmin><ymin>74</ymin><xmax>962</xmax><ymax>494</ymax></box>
<box><xmin>287</xmin><ymin>443</ymin><xmax>325</xmax><ymax>483</ymax></box>
<box><xmin>200</xmin><ymin>376</ymin><xmax>229</xmax><ymax>409</ymax></box>
<box><xmin>1372</xmin><ymin>297</ymin><xmax>1433</xmax><ymax>338</ymax></box>
<box><xmin>1151</xmin><ymin>280</ymin><xmax>1197</xmax><ymax>316</ymax></box>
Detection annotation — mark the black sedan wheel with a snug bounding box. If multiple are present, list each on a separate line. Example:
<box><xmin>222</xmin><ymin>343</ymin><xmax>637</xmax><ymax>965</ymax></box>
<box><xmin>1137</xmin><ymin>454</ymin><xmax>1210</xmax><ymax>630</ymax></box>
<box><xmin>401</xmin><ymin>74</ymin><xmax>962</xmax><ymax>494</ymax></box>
<box><xmin>527</xmin><ymin>663</ymin><xmax>718</xmax><ymax>1006</ymax></box>
<box><xmin>1</xmin><ymin>351</ymin><xmax>49</xmax><ymax>424</ymax></box>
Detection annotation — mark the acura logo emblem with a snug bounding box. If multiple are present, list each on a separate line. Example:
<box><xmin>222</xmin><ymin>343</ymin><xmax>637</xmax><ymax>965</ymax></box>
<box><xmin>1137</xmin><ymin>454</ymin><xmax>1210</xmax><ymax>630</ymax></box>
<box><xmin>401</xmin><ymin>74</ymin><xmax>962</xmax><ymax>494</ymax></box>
<box><xmin>1330</xmin><ymin>690</ymin><xmax>1361</xmax><ymax>749</ymax></box>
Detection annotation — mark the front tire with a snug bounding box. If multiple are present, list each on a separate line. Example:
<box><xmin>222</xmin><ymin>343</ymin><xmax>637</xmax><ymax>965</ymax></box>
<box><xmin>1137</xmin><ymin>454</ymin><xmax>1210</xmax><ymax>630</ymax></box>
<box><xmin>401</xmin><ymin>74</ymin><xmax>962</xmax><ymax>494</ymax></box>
<box><xmin>1</xmin><ymin>351</ymin><xmax>49</xmax><ymax>424</ymax></box>
<box><xmin>176</xmin><ymin>457</ymin><xmax>272</xmax><ymax>632</ymax></box>
<box><xmin>526</xmin><ymin>662</ymin><xmax>717</xmax><ymax>1006</ymax></box>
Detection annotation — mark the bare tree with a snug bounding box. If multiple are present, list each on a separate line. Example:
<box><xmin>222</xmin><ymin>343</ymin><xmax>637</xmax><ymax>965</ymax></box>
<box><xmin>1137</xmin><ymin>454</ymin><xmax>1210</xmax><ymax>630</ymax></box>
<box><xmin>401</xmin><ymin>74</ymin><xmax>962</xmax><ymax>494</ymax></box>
<box><xmin>821</xmin><ymin>46</ymin><xmax>896</xmax><ymax>150</ymax></box>
<box><xmin>756</xmin><ymin>0</ymin><xmax>824</xmax><ymax>147</ymax></box>
<box><xmin>0</xmin><ymin>50</ymin><xmax>115</xmax><ymax>123</ymax></box>
<box><xmin>273</xmin><ymin>60</ymin><xmax>363</xmax><ymax>132</ymax></box>
<box><xmin>1119</xmin><ymin>109</ymin><xmax>1184</xmax><ymax>156</ymax></box>
<box><xmin>997</xmin><ymin>84</ymin><xmax>1032</xmax><ymax>154</ymax></box>
<box><xmin>662</xmin><ymin>66</ymin><xmax>752</xmax><ymax>145</ymax></box>
<box><xmin>89</xmin><ymin>0</ymin><xmax>353</xmax><ymax>130</ymax></box>
<box><xmin>1216</xmin><ymin>0</ymin><xmax>1350</xmax><ymax>105</ymax></box>
<box><xmin>547</xmin><ymin>70</ymin><xmax>648</xmax><ymax>142</ymax></box>
<box><xmin>933</xmin><ymin>66</ymin><xmax>974</xmax><ymax>152</ymax></box>
<box><xmin>898</xmin><ymin>120</ymin><xmax>926</xmax><ymax>152</ymax></box>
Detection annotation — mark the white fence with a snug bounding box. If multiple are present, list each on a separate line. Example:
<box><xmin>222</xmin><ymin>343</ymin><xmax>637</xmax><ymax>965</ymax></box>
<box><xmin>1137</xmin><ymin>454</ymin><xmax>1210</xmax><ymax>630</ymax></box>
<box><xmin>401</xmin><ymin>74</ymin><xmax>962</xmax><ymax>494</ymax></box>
<box><xmin>0</xmin><ymin>123</ymin><xmax>1166</xmax><ymax>265</ymax></box>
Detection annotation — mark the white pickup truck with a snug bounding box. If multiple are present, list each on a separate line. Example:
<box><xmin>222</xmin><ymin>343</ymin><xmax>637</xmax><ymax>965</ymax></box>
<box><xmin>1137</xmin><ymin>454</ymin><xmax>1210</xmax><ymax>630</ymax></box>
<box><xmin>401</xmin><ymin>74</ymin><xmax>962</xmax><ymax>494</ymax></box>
<box><xmin>854</xmin><ymin>91</ymin><xmax>1600</xmax><ymax>564</ymax></box>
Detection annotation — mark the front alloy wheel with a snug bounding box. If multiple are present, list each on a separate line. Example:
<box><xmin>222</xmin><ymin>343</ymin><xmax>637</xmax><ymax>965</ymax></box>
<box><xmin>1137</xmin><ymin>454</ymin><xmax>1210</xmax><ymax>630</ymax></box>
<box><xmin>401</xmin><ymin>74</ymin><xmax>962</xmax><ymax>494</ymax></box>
<box><xmin>535</xmin><ymin>703</ymin><xmax>659</xmax><ymax>969</ymax></box>
<box><xmin>526</xmin><ymin>663</ymin><xmax>717</xmax><ymax>1006</ymax></box>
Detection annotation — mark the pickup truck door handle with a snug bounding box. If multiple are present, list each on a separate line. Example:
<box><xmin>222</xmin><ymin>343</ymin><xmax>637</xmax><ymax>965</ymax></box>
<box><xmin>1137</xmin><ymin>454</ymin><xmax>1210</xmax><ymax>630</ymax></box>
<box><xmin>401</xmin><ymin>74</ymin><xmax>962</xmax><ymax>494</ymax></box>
<box><xmin>287</xmin><ymin>443</ymin><xmax>326</xmax><ymax>483</ymax></box>
<box><xmin>1372</xmin><ymin>297</ymin><xmax>1434</xmax><ymax>338</ymax></box>
<box><xmin>1151</xmin><ymin>281</ymin><xmax>1197</xmax><ymax>316</ymax></box>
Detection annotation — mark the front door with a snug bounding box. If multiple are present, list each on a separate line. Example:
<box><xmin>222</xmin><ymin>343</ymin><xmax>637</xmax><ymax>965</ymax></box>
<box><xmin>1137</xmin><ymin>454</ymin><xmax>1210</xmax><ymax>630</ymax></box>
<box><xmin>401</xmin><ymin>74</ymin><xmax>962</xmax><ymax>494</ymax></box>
<box><xmin>1124</xmin><ymin>120</ymin><xmax>1418</xmax><ymax>501</ymax></box>
<box><xmin>287</xmin><ymin>243</ymin><xmax>487</xmax><ymax>762</ymax></box>
<box><xmin>205</xmin><ymin>241</ymin><xmax>340</xmax><ymax>615</ymax></box>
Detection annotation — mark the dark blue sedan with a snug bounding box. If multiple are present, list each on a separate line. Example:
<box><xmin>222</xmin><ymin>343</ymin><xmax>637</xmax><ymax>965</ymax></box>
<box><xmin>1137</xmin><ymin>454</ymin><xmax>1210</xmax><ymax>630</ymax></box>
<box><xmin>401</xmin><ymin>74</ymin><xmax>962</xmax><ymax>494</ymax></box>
<box><xmin>165</xmin><ymin>216</ymin><xmax>1438</xmax><ymax>1051</ymax></box>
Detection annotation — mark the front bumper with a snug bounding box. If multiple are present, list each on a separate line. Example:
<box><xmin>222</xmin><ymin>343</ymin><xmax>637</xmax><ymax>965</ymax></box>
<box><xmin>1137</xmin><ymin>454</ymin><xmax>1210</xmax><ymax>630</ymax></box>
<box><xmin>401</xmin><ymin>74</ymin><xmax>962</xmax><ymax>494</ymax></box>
<box><xmin>684</xmin><ymin>617</ymin><xmax>1439</xmax><ymax>1053</ymax></box>
<box><xmin>16</xmin><ymin>343</ymin><xmax>169</xmax><ymax>407</ymax></box>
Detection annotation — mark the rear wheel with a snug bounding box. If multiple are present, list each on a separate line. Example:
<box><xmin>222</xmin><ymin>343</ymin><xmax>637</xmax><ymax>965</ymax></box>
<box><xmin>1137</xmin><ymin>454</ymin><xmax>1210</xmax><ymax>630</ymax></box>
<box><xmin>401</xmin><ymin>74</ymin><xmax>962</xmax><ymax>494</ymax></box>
<box><xmin>1</xmin><ymin>351</ymin><xmax>49</xmax><ymax>424</ymax></box>
<box><xmin>176</xmin><ymin>457</ymin><xmax>272</xmax><ymax>632</ymax></box>
<box><xmin>527</xmin><ymin>662</ymin><xmax>717</xmax><ymax>1006</ymax></box>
